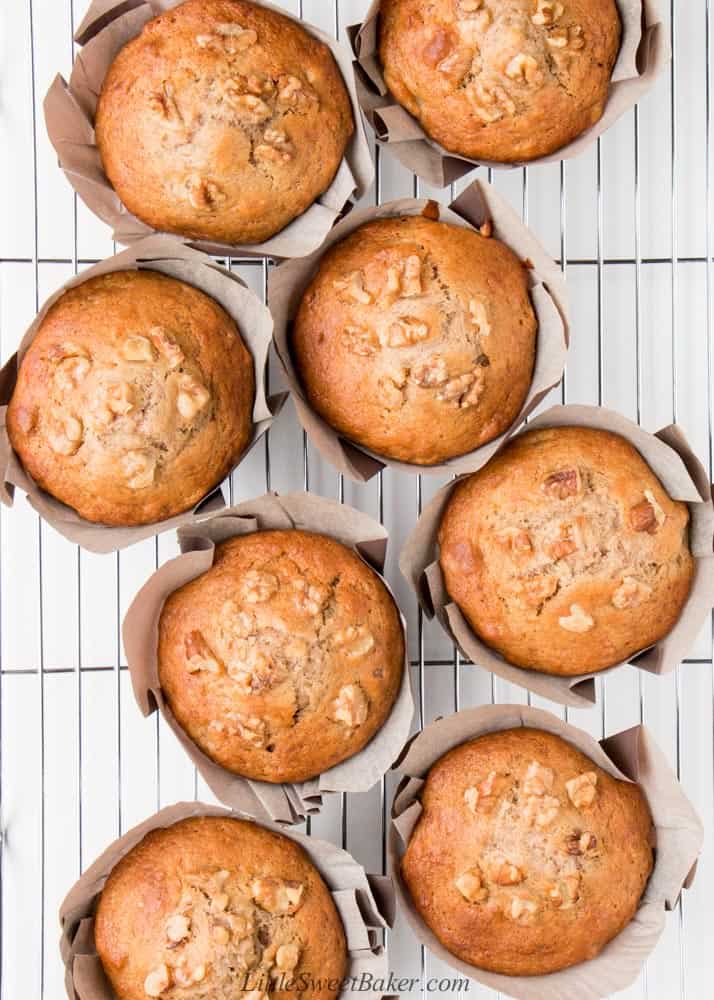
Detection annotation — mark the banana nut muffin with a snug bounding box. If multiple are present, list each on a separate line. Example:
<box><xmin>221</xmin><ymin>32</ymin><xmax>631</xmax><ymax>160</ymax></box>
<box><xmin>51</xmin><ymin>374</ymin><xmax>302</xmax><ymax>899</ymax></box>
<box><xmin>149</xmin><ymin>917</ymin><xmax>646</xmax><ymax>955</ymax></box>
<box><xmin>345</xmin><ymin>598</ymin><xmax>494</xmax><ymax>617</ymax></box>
<box><xmin>157</xmin><ymin>529</ymin><xmax>405</xmax><ymax>782</ymax></box>
<box><xmin>438</xmin><ymin>426</ymin><xmax>695</xmax><ymax>675</ymax></box>
<box><xmin>95</xmin><ymin>0</ymin><xmax>354</xmax><ymax>244</ymax></box>
<box><xmin>379</xmin><ymin>0</ymin><xmax>621</xmax><ymax>163</ymax></box>
<box><xmin>95</xmin><ymin>815</ymin><xmax>347</xmax><ymax>999</ymax></box>
<box><xmin>7</xmin><ymin>270</ymin><xmax>254</xmax><ymax>527</ymax></box>
<box><xmin>401</xmin><ymin>728</ymin><xmax>654</xmax><ymax>976</ymax></box>
<box><xmin>291</xmin><ymin>216</ymin><xmax>537</xmax><ymax>465</ymax></box>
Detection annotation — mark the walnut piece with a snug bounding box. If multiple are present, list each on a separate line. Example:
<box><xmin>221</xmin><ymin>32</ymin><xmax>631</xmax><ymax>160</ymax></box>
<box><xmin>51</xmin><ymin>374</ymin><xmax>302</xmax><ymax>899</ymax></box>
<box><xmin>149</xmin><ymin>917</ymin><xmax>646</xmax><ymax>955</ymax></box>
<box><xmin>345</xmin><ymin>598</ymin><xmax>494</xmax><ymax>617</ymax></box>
<box><xmin>455</xmin><ymin>866</ymin><xmax>488</xmax><ymax>903</ymax></box>
<box><xmin>382</xmin><ymin>255</ymin><xmax>424</xmax><ymax>300</ymax></box>
<box><xmin>437</xmin><ymin>368</ymin><xmax>485</xmax><ymax>409</ymax></box>
<box><xmin>242</xmin><ymin>570</ymin><xmax>279</xmax><ymax>603</ymax></box>
<box><xmin>548</xmin><ymin>874</ymin><xmax>581</xmax><ymax>909</ymax></box>
<box><xmin>385</xmin><ymin>317</ymin><xmax>430</xmax><ymax>348</ymax></box>
<box><xmin>487</xmin><ymin>859</ymin><xmax>525</xmax><ymax>886</ymax></box>
<box><xmin>469</xmin><ymin>298</ymin><xmax>491</xmax><ymax>337</ymax></box>
<box><xmin>251</xmin><ymin>877</ymin><xmax>304</xmax><ymax>914</ymax></box>
<box><xmin>277</xmin><ymin>74</ymin><xmax>312</xmax><ymax>107</ymax></box>
<box><xmin>464</xmin><ymin>770</ymin><xmax>498</xmax><ymax>814</ymax></box>
<box><xmin>514</xmin><ymin>573</ymin><xmax>558</xmax><ymax>608</ymax></box>
<box><xmin>55</xmin><ymin>355</ymin><xmax>91</xmax><ymax>391</ymax></box>
<box><xmin>176</xmin><ymin>375</ymin><xmax>211</xmax><ymax>420</ymax></box>
<box><xmin>185</xmin><ymin>630</ymin><xmax>222</xmax><ymax>674</ymax></box>
<box><xmin>216</xmin><ymin>22</ymin><xmax>258</xmax><ymax>50</ymax></box>
<box><xmin>233</xmin><ymin>713</ymin><xmax>268</xmax><ymax>748</ymax></box>
<box><xmin>509</xmin><ymin>896</ymin><xmax>538</xmax><ymax>921</ymax></box>
<box><xmin>256</xmin><ymin>127</ymin><xmax>294</xmax><ymax>163</ymax></box>
<box><xmin>497</xmin><ymin>528</ymin><xmax>533</xmax><ymax>557</ymax></box>
<box><xmin>522</xmin><ymin>760</ymin><xmax>554</xmax><ymax>797</ymax></box>
<box><xmin>505</xmin><ymin>53</ymin><xmax>542</xmax><ymax>85</ymax></box>
<box><xmin>412</xmin><ymin>355</ymin><xmax>449</xmax><ymax>387</ymax></box>
<box><xmin>565</xmin><ymin>771</ymin><xmax>597</xmax><ymax>809</ymax></box>
<box><xmin>292</xmin><ymin>577</ymin><xmax>329</xmax><ymax>615</ymax></box>
<box><xmin>332</xmin><ymin>683</ymin><xmax>369</xmax><ymax>727</ymax></box>
<box><xmin>166</xmin><ymin>913</ymin><xmax>191</xmax><ymax>944</ymax></box>
<box><xmin>467</xmin><ymin>80</ymin><xmax>516</xmax><ymax>122</ymax></box>
<box><xmin>532</xmin><ymin>0</ymin><xmax>564</xmax><ymax>26</ymax></box>
<box><xmin>47</xmin><ymin>413</ymin><xmax>83</xmax><ymax>456</ymax></box>
<box><xmin>548</xmin><ymin>524</ymin><xmax>578</xmax><ymax>561</ymax></box>
<box><xmin>523</xmin><ymin>794</ymin><xmax>560</xmax><ymax>829</ymax></box>
<box><xmin>612</xmin><ymin>576</ymin><xmax>653</xmax><ymax>610</ymax></box>
<box><xmin>185</xmin><ymin>174</ymin><xmax>228</xmax><ymax>210</ymax></box>
<box><xmin>343</xmin><ymin>325</ymin><xmax>379</xmax><ymax>357</ymax></box>
<box><xmin>276</xmin><ymin>943</ymin><xmax>301</xmax><ymax>972</ymax></box>
<box><xmin>558</xmin><ymin>604</ymin><xmax>594</xmax><ymax>633</ymax></box>
<box><xmin>543</xmin><ymin>468</ymin><xmax>580</xmax><ymax>500</ymax></box>
<box><xmin>123</xmin><ymin>450</ymin><xmax>156</xmax><ymax>490</ymax></box>
<box><xmin>333</xmin><ymin>271</ymin><xmax>372</xmax><ymax>305</ymax></box>
<box><xmin>144</xmin><ymin>964</ymin><xmax>170</xmax><ymax>997</ymax></box>
<box><xmin>150</xmin><ymin>328</ymin><xmax>184</xmax><ymax>369</ymax></box>
<box><xmin>565</xmin><ymin>830</ymin><xmax>598</xmax><ymax>855</ymax></box>
<box><xmin>645</xmin><ymin>489</ymin><xmax>666</xmax><ymax>526</ymax></box>
<box><xmin>123</xmin><ymin>335</ymin><xmax>155</xmax><ymax>362</ymax></box>
<box><xmin>106</xmin><ymin>381</ymin><xmax>135</xmax><ymax>417</ymax></box>
<box><xmin>333</xmin><ymin>625</ymin><xmax>375</xmax><ymax>658</ymax></box>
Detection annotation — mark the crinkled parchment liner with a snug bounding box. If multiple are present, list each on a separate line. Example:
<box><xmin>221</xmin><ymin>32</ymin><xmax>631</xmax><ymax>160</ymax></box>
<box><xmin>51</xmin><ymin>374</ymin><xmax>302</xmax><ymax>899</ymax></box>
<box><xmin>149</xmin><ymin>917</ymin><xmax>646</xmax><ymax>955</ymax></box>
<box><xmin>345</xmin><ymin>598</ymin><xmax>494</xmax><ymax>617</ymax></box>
<box><xmin>269</xmin><ymin>178</ymin><xmax>569</xmax><ymax>482</ymax></box>
<box><xmin>389</xmin><ymin>704</ymin><xmax>703</xmax><ymax>1000</ymax></box>
<box><xmin>0</xmin><ymin>235</ymin><xmax>285</xmax><ymax>554</ymax></box>
<box><xmin>122</xmin><ymin>491</ymin><xmax>414</xmax><ymax>824</ymax></box>
<box><xmin>60</xmin><ymin>801</ymin><xmax>398</xmax><ymax>1000</ymax></box>
<box><xmin>43</xmin><ymin>0</ymin><xmax>375</xmax><ymax>259</ymax></box>
<box><xmin>349</xmin><ymin>0</ymin><xmax>670</xmax><ymax>188</ymax></box>
<box><xmin>400</xmin><ymin>403</ymin><xmax>714</xmax><ymax>708</ymax></box>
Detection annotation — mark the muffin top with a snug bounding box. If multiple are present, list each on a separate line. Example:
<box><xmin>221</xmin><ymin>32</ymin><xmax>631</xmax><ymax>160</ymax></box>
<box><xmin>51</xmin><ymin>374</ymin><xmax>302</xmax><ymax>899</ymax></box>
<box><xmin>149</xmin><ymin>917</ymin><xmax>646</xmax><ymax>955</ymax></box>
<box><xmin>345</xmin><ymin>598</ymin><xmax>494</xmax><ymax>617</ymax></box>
<box><xmin>401</xmin><ymin>728</ymin><xmax>653</xmax><ymax>976</ymax></box>
<box><xmin>7</xmin><ymin>270</ymin><xmax>254</xmax><ymax>527</ymax></box>
<box><xmin>379</xmin><ymin>0</ymin><xmax>621</xmax><ymax>163</ymax></box>
<box><xmin>96</xmin><ymin>0</ymin><xmax>354</xmax><ymax>244</ymax></box>
<box><xmin>158</xmin><ymin>530</ymin><xmax>405</xmax><ymax>783</ymax></box>
<box><xmin>95</xmin><ymin>816</ymin><xmax>347</xmax><ymax>1000</ymax></box>
<box><xmin>438</xmin><ymin>426</ymin><xmax>695</xmax><ymax>675</ymax></box>
<box><xmin>291</xmin><ymin>216</ymin><xmax>537</xmax><ymax>466</ymax></box>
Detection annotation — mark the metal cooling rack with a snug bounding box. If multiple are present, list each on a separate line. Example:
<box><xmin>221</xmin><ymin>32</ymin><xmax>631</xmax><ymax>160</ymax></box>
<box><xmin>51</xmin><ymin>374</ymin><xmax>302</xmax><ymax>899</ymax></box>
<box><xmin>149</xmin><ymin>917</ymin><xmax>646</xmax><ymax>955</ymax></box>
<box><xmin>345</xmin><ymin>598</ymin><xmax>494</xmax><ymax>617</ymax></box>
<box><xmin>1</xmin><ymin>1</ymin><xmax>713</xmax><ymax>998</ymax></box>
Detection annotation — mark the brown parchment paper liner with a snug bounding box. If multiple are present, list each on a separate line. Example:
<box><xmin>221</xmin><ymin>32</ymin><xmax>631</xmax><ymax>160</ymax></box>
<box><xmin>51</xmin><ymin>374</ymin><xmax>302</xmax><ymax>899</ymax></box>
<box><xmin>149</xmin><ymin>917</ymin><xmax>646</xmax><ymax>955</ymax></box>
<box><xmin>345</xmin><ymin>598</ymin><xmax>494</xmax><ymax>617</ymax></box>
<box><xmin>43</xmin><ymin>0</ymin><xmax>374</xmax><ymax>260</ymax></box>
<box><xmin>350</xmin><ymin>0</ymin><xmax>669</xmax><ymax>188</ymax></box>
<box><xmin>59</xmin><ymin>801</ymin><xmax>397</xmax><ymax>1000</ymax></box>
<box><xmin>122</xmin><ymin>491</ymin><xmax>414</xmax><ymax>825</ymax></box>
<box><xmin>0</xmin><ymin>235</ymin><xmax>284</xmax><ymax>554</ymax></box>
<box><xmin>400</xmin><ymin>403</ymin><xmax>714</xmax><ymax>708</ymax></box>
<box><xmin>389</xmin><ymin>704</ymin><xmax>703</xmax><ymax>1000</ymax></box>
<box><xmin>269</xmin><ymin>178</ymin><xmax>568</xmax><ymax>483</ymax></box>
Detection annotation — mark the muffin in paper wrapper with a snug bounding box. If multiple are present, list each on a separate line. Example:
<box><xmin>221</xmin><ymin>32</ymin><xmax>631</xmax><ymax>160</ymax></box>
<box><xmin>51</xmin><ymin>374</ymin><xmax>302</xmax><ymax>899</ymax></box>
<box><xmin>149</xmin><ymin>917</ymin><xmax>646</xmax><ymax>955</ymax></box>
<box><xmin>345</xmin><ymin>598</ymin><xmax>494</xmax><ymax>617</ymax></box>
<box><xmin>122</xmin><ymin>491</ymin><xmax>415</xmax><ymax>824</ymax></box>
<box><xmin>59</xmin><ymin>801</ymin><xmax>397</xmax><ymax>1000</ymax></box>
<box><xmin>43</xmin><ymin>0</ymin><xmax>374</xmax><ymax>259</ymax></box>
<box><xmin>390</xmin><ymin>704</ymin><xmax>703</xmax><ymax>1000</ymax></box>
<box><xmin>0</xmin><ymin>235</ymin><xmax>284</xmax><ymax>554</ymax></box>
<box><xmin>269</xmin><ymin>177</ymin><xmax>569</xmax><ymax>482</ymax></box>
<box><xmin>400</xmin><ymin>403</ymin><xmax>714</xmax><ymax>708</ymax></box>
<box><xmin>349</xmin><ymin>0</ymin><xmax>670</xmax><ymax>188</ymax></box>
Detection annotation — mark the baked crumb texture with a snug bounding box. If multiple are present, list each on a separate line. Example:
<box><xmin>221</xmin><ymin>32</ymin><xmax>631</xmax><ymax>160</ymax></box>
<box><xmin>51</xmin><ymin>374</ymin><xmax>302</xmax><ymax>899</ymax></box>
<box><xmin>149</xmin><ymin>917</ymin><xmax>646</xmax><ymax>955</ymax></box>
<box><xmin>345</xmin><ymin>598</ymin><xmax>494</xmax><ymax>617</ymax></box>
<box><xmin>402</xmin><ymin>728</ymin><xmax>654</xmax><ymax>976</ymax></box>
<box><xmin>380</xmin><ymin>0</ymin><xmax>621</xmax><ymax>163</ymax></box>
<box><xmin>96</xmin><ymin>0</ymin><xmax>354</xmax><ymax>244</ymax></box>
<box><xmin>439</xmin><ymin>426</ymin><xmax>695</xmax><ymax>675</ymax></box>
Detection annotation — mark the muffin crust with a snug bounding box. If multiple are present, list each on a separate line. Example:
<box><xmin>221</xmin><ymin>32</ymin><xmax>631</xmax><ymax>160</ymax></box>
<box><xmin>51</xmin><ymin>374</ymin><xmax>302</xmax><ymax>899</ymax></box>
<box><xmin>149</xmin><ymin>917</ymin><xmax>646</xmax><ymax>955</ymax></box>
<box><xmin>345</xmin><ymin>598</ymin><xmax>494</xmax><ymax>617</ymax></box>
<box><xmin>438</xmin><ymin>426</ymin><xmax>695</xmax><ymax>675</ymax></box>
<box><xmin>158</xmin><ymin>530</ymin><xmax>405</xmax><ymax>783</ymax></box>
<box><xmin>401</xmin><ymin>728</ymin><xmax>653</xmax><ymax>976</ymax></box>
<box><xmin>379</xmin><ymin>0</ymin><xmax>621</xmax><ymax>163</ymax></box>
<box><xmin>291</xmin><ymin>216</ymin><xmax>537</xmax><ymax>465</ymax></box>
<box><xmin>96</xmin><ymin>0</ymin><xmax>354</xmax><ymax>244</ymax></box>
<box><xmin>95</xmin><ymin>815</ymin><xmax>347</xmax><ymax>999</ymax></box>
<box><xmin>7</xmin><ymin>270</ymin><xmax>254</xmax><ymax>526</ymax></box>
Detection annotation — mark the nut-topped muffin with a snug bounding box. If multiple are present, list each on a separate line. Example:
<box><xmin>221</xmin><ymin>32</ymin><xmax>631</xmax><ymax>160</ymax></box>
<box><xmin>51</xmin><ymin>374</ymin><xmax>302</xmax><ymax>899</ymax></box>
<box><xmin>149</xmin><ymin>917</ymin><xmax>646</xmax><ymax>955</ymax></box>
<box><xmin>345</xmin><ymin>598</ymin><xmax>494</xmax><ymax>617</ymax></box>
<box><xmin>291</xmin><ymin>216</ymin><xmax>537</xmax><ymax>465</ymax></box>
<box><xmin>438</xmin><ymin>426</ymin><xmax>695</xmax><ymax>675</ymax></box>
<box><xmin>7</xmin><ymin>270</ymin><xmax>254</xmax><ymax>526</ymax></box>
<box><xmin>379</xmin><ymin>0</ymin><xmax>622</xmax><ymax>163</ymax></box>
<box><xmin>401</xmin><ymin>728</ymin><xmax>654</xmax><ymax>976</ymax></box>
<box><xmin>95</xmin><ymin>815</ymin><xmax>347</xmax><ymax>999</ymax></box>
<box><xmin>95</xmin><ymin>0</ymin><xmax>354</xmax><ymax>244</ymax></box>
<box><xmin>158</xmin><ymin>530</ymin><xmax>405</xmax><ymax>783</ymax></box>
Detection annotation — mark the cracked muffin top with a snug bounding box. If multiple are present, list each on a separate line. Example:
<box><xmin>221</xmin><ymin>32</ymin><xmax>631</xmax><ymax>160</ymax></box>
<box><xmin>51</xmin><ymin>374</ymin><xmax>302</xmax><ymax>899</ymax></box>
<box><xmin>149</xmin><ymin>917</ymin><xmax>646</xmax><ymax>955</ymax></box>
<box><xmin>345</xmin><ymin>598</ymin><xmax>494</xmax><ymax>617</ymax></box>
<box><xmin>157</xmin><ymin>530</ymin><xmax>405</xmax><ymax>783</ymax></box>
<box><xmin>6</xmin><ymin>270</ymin><xmax>254</xmax><ymax>527</ymax></box>
<box><xmin>439</xmin><ymin>426</ymin><xmax>695</xmax><ymax>675</ymax></box>
<box><xmin>379</xmin><ymin>0</ymin><xmax>621</xmax><ymax>163</ymax></box>
<box><xmin>95</xmin><ymin>0</ymin><xmax>354</xmax><ymax>245</ymax></box>
<box><xmin>401</xmin><ymin>728</ymin><xmax>653</xmax><ymax>976</ymax></box>
<box><xmin>290</xmin><ymin>216</ymin><xmax>537</xmax><ymax>466</ymax></box>
<box><xmin>95</xmin><ymin>815</ymin><xmax>347</xmax><ymax>999</ymax></box>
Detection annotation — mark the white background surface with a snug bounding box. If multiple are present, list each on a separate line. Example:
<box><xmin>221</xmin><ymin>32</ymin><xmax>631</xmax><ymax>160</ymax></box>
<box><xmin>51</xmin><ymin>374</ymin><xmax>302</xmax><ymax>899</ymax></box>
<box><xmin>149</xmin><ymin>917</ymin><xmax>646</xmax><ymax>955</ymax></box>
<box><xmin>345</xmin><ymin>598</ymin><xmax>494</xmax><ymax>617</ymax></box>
<box><xmin>1</xmin><ymin>1</ymin><xmax>713</xmax><ymax>998</ymax></box>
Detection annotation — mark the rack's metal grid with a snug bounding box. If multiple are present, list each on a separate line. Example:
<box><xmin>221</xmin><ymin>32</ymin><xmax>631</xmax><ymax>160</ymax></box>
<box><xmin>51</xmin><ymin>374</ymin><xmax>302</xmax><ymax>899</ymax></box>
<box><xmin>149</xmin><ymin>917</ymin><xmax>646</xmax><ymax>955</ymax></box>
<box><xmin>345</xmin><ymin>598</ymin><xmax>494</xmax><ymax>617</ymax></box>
<box><xmin>1</xmin><ymin>1</ymin><xmax>713</xmax><ymax>998</ymax></box>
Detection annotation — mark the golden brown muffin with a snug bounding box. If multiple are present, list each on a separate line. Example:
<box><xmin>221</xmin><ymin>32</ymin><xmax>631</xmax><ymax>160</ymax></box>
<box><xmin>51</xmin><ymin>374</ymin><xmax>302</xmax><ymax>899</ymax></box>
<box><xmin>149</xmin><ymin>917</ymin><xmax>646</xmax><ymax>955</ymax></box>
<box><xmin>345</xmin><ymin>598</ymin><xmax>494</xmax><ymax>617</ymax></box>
<box><xmin>6</xmin><ymin>270</ymin><xmax>254</xmax><ymax>527</ymax></box>
<box><xmin>379</xmin><ymin>0</ymin><xmax>621</xmax><ymax>163</ymax></box>
<box><xmin>158</xmin><ymin>530</ymin><xmax>405</xmax><ymax>782</ymax></box>
<box><xmin>291</xmin><ymin>216</ymin><xmax>537</xmax><ymax>465</ymax></box>
<box><xmin>401</xmin><ymin>728</ymin><xmax>654</xmax><ymax>976</ymax></box>
<box><xmin>95</xmin><ymin>0</ymin><xmax>354</xmax><ymax>245</ymax></box>
<box><xmin>95</xmin><ymin>815</ymin><xmax>347</xmax><ymax>999</ymax></box>
<box><xmin>439</xmin><ymin>426</ymin><xmax>695</xmax><ymax>675</ymax></box>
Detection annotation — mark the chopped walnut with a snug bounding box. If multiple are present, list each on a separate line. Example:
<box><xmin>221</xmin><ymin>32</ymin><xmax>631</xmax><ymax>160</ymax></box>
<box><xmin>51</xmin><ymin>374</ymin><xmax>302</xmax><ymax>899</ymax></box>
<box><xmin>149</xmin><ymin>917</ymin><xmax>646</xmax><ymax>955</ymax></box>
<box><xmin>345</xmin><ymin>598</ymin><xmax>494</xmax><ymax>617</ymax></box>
<box><xmin>233</xmin><ymin>714</ymin><xmax>268</xmax><ymax>748</ymax></box>
<box><xmin>333</xmin><ymin>625</ymin><xmax>375</xmax><ymax>658</ymax></box>
<box><xmin>565</xmin><ymin>830</ymin><xmax>598</xmax><ymax>855</ymax></box>
<box><xmin>185</xmin><ymin>174</ymin><xmax>228</xmax><ymax>211</ymax></box>
<box><xmin>333</xmin><ymin>271</ymin><xmax>372</xmax><ymax>305</ymax></box>
<box><xmin>543</xmin><ymin>468</ymin><xmax>580</xmax><ymax>500</ymax></box>
<box><xmin>455</xmin><ymin>866</ymin><xmax>488</xmax><ymax>903</ymax></box>
<box><xmin>176</xmin><ymin>374</ymin><xmax>211</xmax><ymax>420</ymax></box>
<box><xmin>505</xmin><ymin>53</ymin><xmax>543</xmax><ymax>85</ymax></box>
<box><xmin>150</xmin><ymin>327</ymin><xmax>184</xmax><ymax>369</ymax></box>
<box><xmin>242</xmin><ymin>570</ymin><xmax>279</xmax><ymax>603</ymax></box>
<box><xmin>185</xmin><ymin>631</ymin><xmax>222</xmax><ymax>674</ymax></box>
<box><xmin>532</xmin><ymin>0</ymin><xmax>564</xmax><ymax>26</ymax></box>
<box><xmin>565</xmin><ymin>771</ymin><xmax>597</xmax><ymax>809</ymax></box>
<box><xmin>523</xmin><ymin>794</ymin><xmax>560</xmax><ymax>829</ymax></box>
<box><xmin>277</xmin><ymin>74</ymin><xmax>314</xmax><ymax>107</ymax></box>
<box><xmin>522</xmin><ymin>760</ymin><xmax>554</xmax><ymax>797</ymax></box>
<box><xmin>123</xmin><ymin>335</ymin><xmax>155</xmax><ymax>362</ymax></box>
<box><xmin>122</xmin><ymin>450</ymin><xmax>156</xmax><ymax>490</ymax></box>
<box><xmin>256</xmin><ymin>127</ymin><xmax>294</xmax><ymax>163</ymax></box>
<box><xmin>437</xmin><ymin>368</ymin><xmax>485</xmax><ymax>409</ymax></box>
<box><xmin>166</xmin><ymin>913</ymin><xmax>191</xmax><ymax>944</ymax></box>
<box><xmin>612</xmin><ymin>576</ymin><xmax>653</xmax><ymax>610</ymax></box>
<box><xmin>412</xmin><ymin>355</ymin><xmax>449</xmax><ymax>387</ymax></box>
<box><xmin>558</xmin><ymin>604</ymin><xmax>594</xmax><ymax>633</ymax></box>
<box><xmin>47</xmin><ymin>413</ymin><xmax>83</xmax><ymax>456</ymax></box>
<box><xmin>468</xmin><ymin>298</ymin><xmax>491</xmax><ymax>337</ymax></box>
<box><xmin>216</xmin><ymin>22</ymin><xmax>258</xmax><ymax>50</ymax></box>
<box><xmin>385</xmin><ymin>317</ymin><xmax>430</xmax><ymax>348</ymax></box>
<box><xmin>343</xmin><ymin>325</ymin><xmax>379</xmax><ymax>357</ymax></box>
<box><xmin>515</xmin><ymin>573</ymin><xmax>558</xmax><ymax>608</ymax></box>
<box><xmin>548</xmin><ymin>874</ymin><xmax>581</xmax><ymax>909</ymax></box>
<box><xmin>402</xmin><ymin>255</ymin><xmax>424</xmax><ymax>297</ymax></box>
<box><xmin>144</xmin><ymin>964</ymin><xmax>170</xmax><ymax>997</ymax></box>
<box><xmin>255</xmin><ymin>143</ymin><xmax>292</xmax><ymax>164</ymax></box>
<box><xmin>509</xmin><ymin>896</ymin><xmax>538</xmax><ymax>921</ymax></box>
<box><xmin>548</xmin><ymin>524</ymin><xmax>578</xmax><ymax>561</ymax></box>
<box><xmin>251</xmin><ymin>877</ymin><xmax>304</xmax><ymax>914</ymax></box>
<box><xmin>292</xmin><ymin>577</ymin><xmax>329</xmax><ymax>615</ymax></box>
<box><xmin>486</xmin><ymin>859</ymin><xmax>525</xmax><ymax>886</ymax></box>
<box><xmin>276</xmin><ymin>943</ymin><xmax>301</xmax><ymax>972</ymax></box>
<box><xmin>332</xmin><ymin>683</ymin><xmax>369</xmax><ymax>727</ymax></box>
<box><xmin>106</xmin><ymin>381</ymin><xmax>134</xmax><ymax>417</ymax></box>
<box><xmin>497</xmin><ymin>528</ymin><xmax>533</xmax><ymax>557</ymax></box>
<box><xmin>467</xmin><ymin>80</ymin><xmax>516</xmax><ymax>122</ymax></box>
<box><xmin>464</xmin><ymin>771</ymin><xmax>499</xmax><ymax>814</ymax></box>
<box><xmin>645</xmin><ymin>489</ymin><xmax>666</xmax><ymax>525</ymax></box>
<box><xmin>55</xmin><ymin>355</ymin><xmax>91</xmax><ymax>391</ymax></box>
